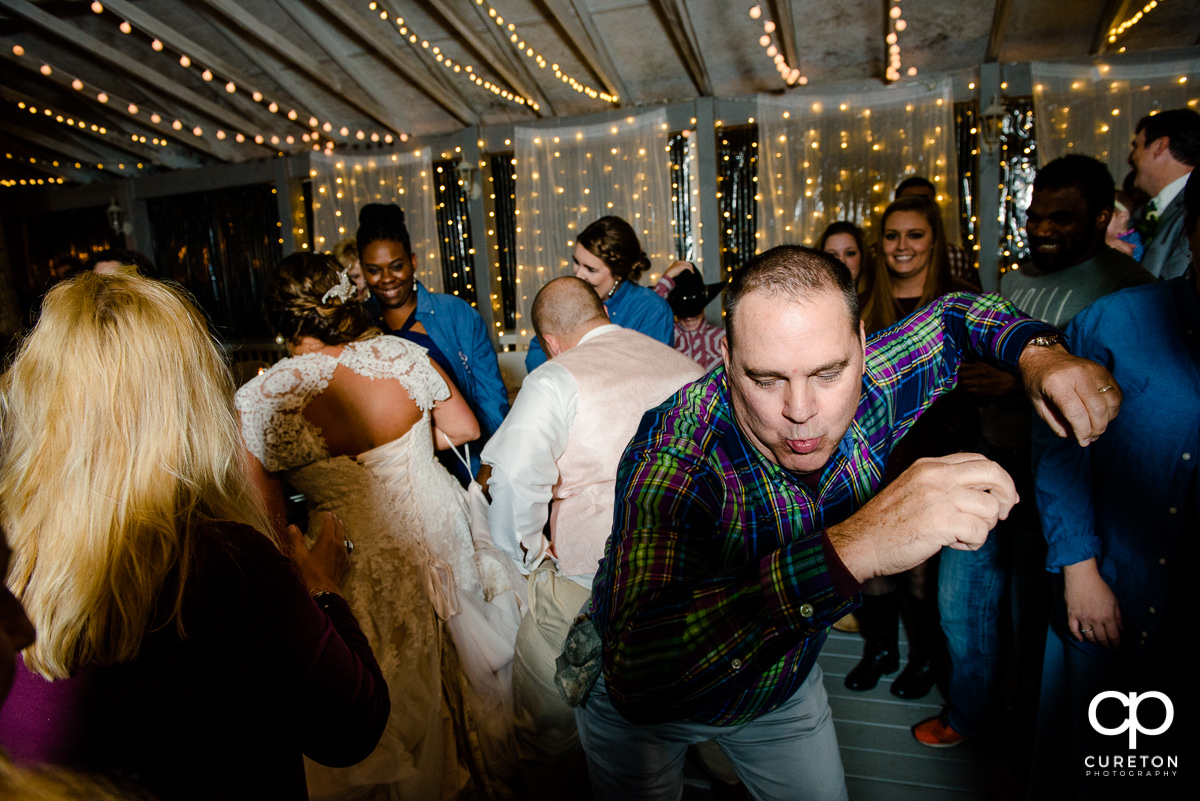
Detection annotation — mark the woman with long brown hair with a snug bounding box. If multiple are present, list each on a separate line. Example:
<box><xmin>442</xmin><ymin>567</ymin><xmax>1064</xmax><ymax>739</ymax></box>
<box><xmin>846</xmin><ymin>196</ymin><xmax>978</xmax><ymax>701</ymax></box>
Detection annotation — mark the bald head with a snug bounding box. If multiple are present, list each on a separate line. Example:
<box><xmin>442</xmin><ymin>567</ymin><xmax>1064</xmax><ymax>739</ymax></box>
<box><xmin>532</xmin><ymin>276</ymin><xmax>609</xmax><ymax>356</ymax></box>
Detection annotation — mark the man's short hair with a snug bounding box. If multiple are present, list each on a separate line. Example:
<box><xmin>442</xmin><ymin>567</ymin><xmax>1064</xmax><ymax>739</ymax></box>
<box><xmin>895</xmin><ymin>176</ymin><xmax>936</xmax><ymax>199</ymax></box>
<box><xmin>1033</xmin><ymin>155</ymin><xmax>1115</xmax><ymax>221</ymax></box>
<box><xmin>531</xmin><ymin>276</ymin><xmax>607</xmax><ymax>340</ymax></box>
<box><xmin>724</xmin><ymin>246</ymin><xmax>859</xmax><ymax>349</ymax></box>
<box><xmin>1136</xmin><ymin>108</ymin><xmax>1200</xmax><ymax>168</ymax></box>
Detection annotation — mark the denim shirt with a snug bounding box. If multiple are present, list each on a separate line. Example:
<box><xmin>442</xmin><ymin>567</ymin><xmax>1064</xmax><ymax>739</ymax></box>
<box><xmin>367</xmin><ymin>283</ymin><xmax>510</xmax><ymax>471</ymax></box>
<box><xmin>525</xmin><ymin>279</ymin><xmax>675</xmax><ymax>372</ymax></box>
<box><xmin>1033</xmin><ymin>274</ymin><xmax>1199</xmax><ymax>651</ymax></box>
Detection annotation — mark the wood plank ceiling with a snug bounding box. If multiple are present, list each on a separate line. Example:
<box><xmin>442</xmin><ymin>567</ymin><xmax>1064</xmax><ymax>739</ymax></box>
<box><xmin>1</xmin><ymin>0</ymin><xmax>1197</xmax><ymax>186</ymax></box>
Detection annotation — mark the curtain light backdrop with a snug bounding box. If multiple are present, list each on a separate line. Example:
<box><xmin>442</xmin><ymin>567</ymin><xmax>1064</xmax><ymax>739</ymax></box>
<box><xmin>757</xmin><ymin>78</ymin><xmax>960</xmax><ymax>250</ymax></box>
<box><xmin>308</xmin><ymin>149</ymin><xmax>442</xmax><ymax>292</ymax></box>
<box><xmin>1032</xmin><ymin>60</ymin><xmax>1200</xmax><ymax>180</ymax></box>
<box><xmin>512</xmin><ymin>109</ymin><xmax>673</xmax><ymax>348</ymax></box>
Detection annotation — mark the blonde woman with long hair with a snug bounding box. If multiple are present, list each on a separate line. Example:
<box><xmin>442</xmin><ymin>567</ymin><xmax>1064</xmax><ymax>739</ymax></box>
<box><xmin>0</xmin><ymin>272</ymin><xmax>389</xmax><ymax>801</ymax></box>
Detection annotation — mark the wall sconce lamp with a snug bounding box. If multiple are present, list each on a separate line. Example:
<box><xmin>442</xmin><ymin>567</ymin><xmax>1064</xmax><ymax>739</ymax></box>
<box><xmin>455</xmin><ymin>160</ymin><xmax>482</xmax><ymax>200</ymax></box>
<box><xmin>979</xmin><ymin>97</ymin><xmax>1005</xmax><ymax>156</ymax></box>
<box><xmin>106</xmin><ymin>198</ymin><xmax>133</xmax><ymax>236</ymax></box>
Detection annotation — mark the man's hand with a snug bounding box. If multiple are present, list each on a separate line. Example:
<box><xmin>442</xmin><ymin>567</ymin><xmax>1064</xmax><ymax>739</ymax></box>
<box><xmin>1019</xmin><ymin>343</ymin><xmax>1121</xmax><ymax>446</ymax></box>
<box><xmin>827</xmin><ymin>453</ymin><xmax>1018</xmax><ymax>583</ymax></box>
<box><xmin>664</xmin><ymin>260</ymin><xmax>697</xmax><ymax>280</ymax></box>
<box><xmin>1063</xmin><ymin>558</ymin><xmax>1122</xmax><ymax>649</ymax></box>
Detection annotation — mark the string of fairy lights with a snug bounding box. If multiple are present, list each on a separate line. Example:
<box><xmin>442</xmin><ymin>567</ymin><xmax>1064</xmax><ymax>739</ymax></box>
<box><xmin>470</xmin><ymin>0</ymin><xmax>618</xmax><ymax>104</ymax></box>
<box><xmin>1107</xmin><ymin>0</ymin><xmax>1163</xmax><ymax>46</ymax></box>
<box><xmin>9</xmin><ymin>96</ymin><xmax>168</xmax><ymax>148</ymax></box>
<box><xmin>365</xmin><ymin>1</ymin><xmax>540</xmax><ymax>110</ymax></box>
<box><xmin>885</xmin><ymin>1</ymin><xmax>916</xmax><ymax>83</ymax></box>
<box><xmin>748</xmin><ymin>5</ymin><xmax>806</xmax><ymax>87</ymax></box>
<box><xmin>83</xmin><ymin>1</ymin><xmax>404</xmax><ymax>151</ymax></box>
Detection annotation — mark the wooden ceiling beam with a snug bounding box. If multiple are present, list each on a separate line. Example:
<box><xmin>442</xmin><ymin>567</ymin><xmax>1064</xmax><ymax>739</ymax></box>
<box><xmin>418</xmin><ymin>0</ymin><xmax>553</xmax><ymax>116</ymax></box>
<box><xmin>195</xmin><ymin>0</ymin><xmax>404</xmax><ymax>135</ymax></box>
<box><xmin>541</xmin><ymin>0</ymin><xmax>628</xmax><ymax>103</ymax></box>
<box><xmin>0</xmin><ymin>0</ymin><xmax>265</xmax><ymax>138</ymax></box>
<box><xmin>303</xmin><ymin>0</ymin><xmax>478</xmax><ymax>127</ymax></box>
<box><xmin>985</xmin><ymin>0</ymin><xmax>1014</xmax><ymax>63</ymax></box>
<box><xmin>650</xmin><ymin>0</ymin><xmax>712</xmax><ymax>96</ymax></box>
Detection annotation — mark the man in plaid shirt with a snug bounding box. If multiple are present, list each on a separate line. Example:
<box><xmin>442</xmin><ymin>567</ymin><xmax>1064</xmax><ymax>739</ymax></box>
<box><xmin>576</xmin><ymin>245</ymin><xmax>1122</xmax><ymax>800</ymax></box>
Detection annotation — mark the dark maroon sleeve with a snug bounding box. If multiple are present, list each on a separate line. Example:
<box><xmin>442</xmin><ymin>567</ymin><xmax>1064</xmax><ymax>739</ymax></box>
<box><xmin>235</xmin><ymin>529</ymin><xmax>390</xmax><ymax>768</ymax></box>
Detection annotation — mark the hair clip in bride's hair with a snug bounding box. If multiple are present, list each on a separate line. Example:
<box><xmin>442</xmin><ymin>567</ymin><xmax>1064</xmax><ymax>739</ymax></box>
<box><xmin>321</xmin><ymin>269</ymin><xmax>356</xmax><ymax>305</ymax></box>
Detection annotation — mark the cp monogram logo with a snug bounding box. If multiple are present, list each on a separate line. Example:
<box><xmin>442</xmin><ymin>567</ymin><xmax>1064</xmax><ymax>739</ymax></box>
<box><xmin>1088</xmin><ymin>691</ymin><xmax>1174</xmax><ymax>749</ymax></box>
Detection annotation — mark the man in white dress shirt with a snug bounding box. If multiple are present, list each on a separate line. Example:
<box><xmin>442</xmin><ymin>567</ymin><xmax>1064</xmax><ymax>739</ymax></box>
<box><xmin>481</xmin><ymin>276</ymin><xmax>703</xmax><ymax>800</ymax></box>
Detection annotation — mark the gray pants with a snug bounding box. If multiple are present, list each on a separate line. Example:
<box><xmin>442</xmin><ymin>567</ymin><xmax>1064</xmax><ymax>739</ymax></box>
<box><xmin>576</xmin><ymin>666</ymin><xmax>848</xmax><ymax>801</ymax></box>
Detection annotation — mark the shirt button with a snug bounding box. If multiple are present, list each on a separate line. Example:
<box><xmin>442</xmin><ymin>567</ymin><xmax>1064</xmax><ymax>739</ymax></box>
<box><xmin>1168</xmin><ymin>507</ymin><xmax>1177</xmax><ymax>514</ymax></box>
<box><xmin>799</xmin><ymin>604</ymin><xmax>814</xmax><ymax>618</ymax></box>
<box><xmin>731</xmin><ymin>658</ymin><xmax>743</xmax><ymax>670</ymax></box>
<box><xmin>1183</xmin><ymin>453</ymin><xmax>1192</xmax><ymax>460</ymax></box>
<box><xmin>1149</xmin><ymin>607</ymin><xmax>1156</xmax><ymax>614</ymax></box>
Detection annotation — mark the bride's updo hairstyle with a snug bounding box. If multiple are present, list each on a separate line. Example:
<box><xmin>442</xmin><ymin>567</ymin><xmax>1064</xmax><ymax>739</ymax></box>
<box><xmin>356</xmin><ymin>203</ymin><xmax>412</xmax><ymax>255</ymax></box>
<box><xmin>266</xmin><ymin>253</ymin><xmax>378</xmax><ymax>346</ymax></box>
<box><xmin>0</xmin><ymin>272</ymin><xmax>271</xmax><ymax>678</ymax></box>
<box><xmin>577</xmin><ymin>215</ymin><xmax>651</xmax><ymax>283</ymax></box>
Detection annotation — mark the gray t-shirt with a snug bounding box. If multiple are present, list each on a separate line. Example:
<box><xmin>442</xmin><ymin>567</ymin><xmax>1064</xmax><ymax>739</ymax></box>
<box><xmin>982</xmin><ymin>247</ymin><xmax>1154</xmax><ymax>450</ymax></box>
<box><xmin>1000</xmin><ymin>246</ymin><xmax>1155</xmax><ymax>329</ymax></box>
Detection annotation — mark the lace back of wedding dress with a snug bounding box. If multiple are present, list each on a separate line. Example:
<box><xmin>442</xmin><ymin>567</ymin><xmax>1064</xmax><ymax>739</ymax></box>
<box><xmin>235</xmin><ymin>336</ymin><xmax>521</xmax><ymax>800</ymax></box>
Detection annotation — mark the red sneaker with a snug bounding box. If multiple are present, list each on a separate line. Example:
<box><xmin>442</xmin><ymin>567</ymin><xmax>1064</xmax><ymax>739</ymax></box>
<box><xmin>912</xmin><ymin>713</ymin><xmax>968</xmax><ymax>748</ymax></box>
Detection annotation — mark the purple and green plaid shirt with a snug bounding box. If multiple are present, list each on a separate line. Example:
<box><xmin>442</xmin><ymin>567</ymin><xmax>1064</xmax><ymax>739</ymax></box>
<box><xmin>589</xmin><ymin>291</ymin><xmax>1054</xmax><ymax>726</ymax></box>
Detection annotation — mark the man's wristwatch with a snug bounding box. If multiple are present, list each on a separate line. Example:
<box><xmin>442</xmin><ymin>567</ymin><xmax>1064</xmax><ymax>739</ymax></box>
<box><xmin>1024</xmin><ymin>333</ymin><xmax>1067</xmax><ymax>350</ymax></box>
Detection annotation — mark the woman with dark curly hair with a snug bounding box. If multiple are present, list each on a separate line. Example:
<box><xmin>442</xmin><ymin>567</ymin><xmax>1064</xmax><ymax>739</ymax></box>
<box><xmin>525</xmin><ymin>215</ymin><xmax>675</xmax><ymax>371</ymax></box>
<box><xmin>238</xmin><ymin>252</ymin><xmax>520</xmax><ymax>800</ymax></box>
<box><xmin>356</xmin><ymin>204</ymin><xmax>508</xmax><ymax>483</ymax></box>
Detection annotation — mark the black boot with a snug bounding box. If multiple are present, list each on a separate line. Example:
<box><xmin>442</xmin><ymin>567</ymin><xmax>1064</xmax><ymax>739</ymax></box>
<box><xmin>844</xmin><ymin>592</ymin><xmax>899</xmax><ymax>691</ymax></box>
<box><xmin>891</xmin><ymin>593</ymin><xmax>942</xmax><ymax>700</ymax></box>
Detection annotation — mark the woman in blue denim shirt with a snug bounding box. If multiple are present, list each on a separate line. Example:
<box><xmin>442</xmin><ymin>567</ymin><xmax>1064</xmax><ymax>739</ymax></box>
<box><xmin>357</xmin><ymin>203</ymin><xmax>509</xmax><ymax>480</ymax></box>
<box><xmin>525</xmin><ymin>215</ymin><xmax>675</xmax><ymax>372</ymax></box>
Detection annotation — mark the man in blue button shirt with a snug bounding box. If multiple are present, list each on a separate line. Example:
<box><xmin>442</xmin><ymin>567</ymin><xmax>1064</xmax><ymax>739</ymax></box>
<box><xmin>1028</xmin><ymin>170</ymin><xmax>1199</xmax><ymax>801</ymax></box>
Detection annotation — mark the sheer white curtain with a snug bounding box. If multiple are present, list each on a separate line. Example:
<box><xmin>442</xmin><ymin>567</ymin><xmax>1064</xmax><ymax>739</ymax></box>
<box><xmin>308</xmin><ymin>149</ymin><xmax>442</xmax><ymax>292</ymax></box>
<box><xmin>757</xmin><ymin>79</ymin><xmax>959</xmax><ymax>249</ymax></box>
<box><xmin>1032</xmin><ymin>60</ymin><xmax>1200</xmax><ymax>180</ymax></box>
<box><xmin>512</xmin><ymin>109</ymin><xmax>673</xmax><ymax>346</ymax></box>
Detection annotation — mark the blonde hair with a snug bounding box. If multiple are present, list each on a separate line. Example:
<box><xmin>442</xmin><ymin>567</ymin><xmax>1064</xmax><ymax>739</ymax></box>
<box><xmin>0</xmin><ymin>273</ymin><xmax>273</xmax><ymax>679</ymax></box>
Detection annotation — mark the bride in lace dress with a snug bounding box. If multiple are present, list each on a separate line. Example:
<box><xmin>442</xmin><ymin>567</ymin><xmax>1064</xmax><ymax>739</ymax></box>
<box><xmin>236</xmin><ymin>253</ymin><xmax>521</xmax><ymax>801</ymax></box>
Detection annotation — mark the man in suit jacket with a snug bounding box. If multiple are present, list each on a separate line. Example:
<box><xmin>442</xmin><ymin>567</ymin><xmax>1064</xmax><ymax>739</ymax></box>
<box><xmin>1128</xmin><ymin>108</ymin><xmax>1200</xmax><ymax>279</ymax></box>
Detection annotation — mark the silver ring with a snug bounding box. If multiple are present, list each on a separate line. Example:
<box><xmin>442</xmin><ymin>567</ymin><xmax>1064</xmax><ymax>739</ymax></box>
<box><xmin>344</xmin><ymin>538</ymin><xmax>355</xmax><ymax>555</ymax></box>
<box><xmin>1081</xmin><ymin>627</ymin><xmax>1092</xmax><ymax>633</ymax></box>
<box><xmin>1098</xmin><ymin>385</ymin><xmax>1114</xmax><ymax>394</ymax></box>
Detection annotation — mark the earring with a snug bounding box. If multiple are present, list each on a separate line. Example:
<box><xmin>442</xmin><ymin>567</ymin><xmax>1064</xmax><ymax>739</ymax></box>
<box><xmin>606</xmin><ymin>278</ymin><xmax>621</xmax><ymax>299</ymax></box>
<box><xmin>412</xmin><ymin>279</ymin><xmax>418</xmax><ymax>292</ymax></box>
<box><xmin>274</xmin><ymin>333</ymin><xmax>286</xmax><ymax>346</ymax></box>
